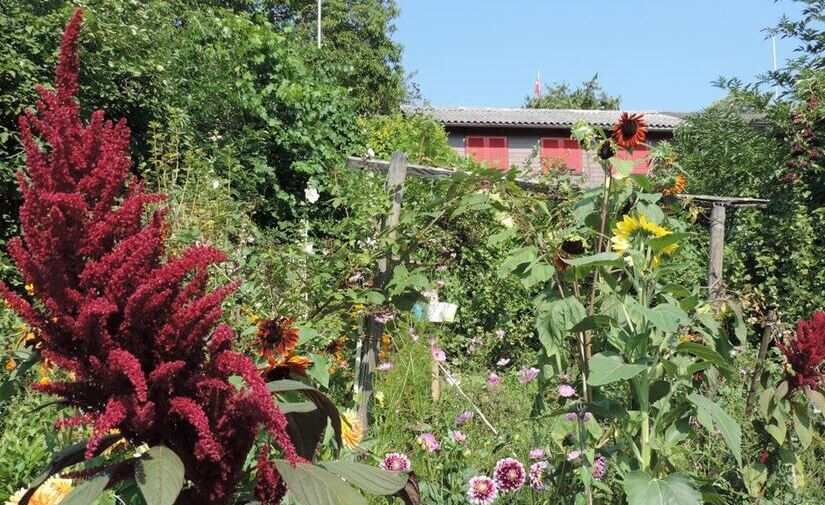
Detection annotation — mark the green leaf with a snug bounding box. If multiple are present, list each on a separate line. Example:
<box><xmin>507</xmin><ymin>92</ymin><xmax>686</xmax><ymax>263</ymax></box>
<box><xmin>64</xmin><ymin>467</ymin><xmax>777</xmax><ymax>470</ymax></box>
<box><xmin>675</xmin><ymin>342</ymin><xmax>733</xmax><ymax>377</ymax></box>
<box><xmin>563</xmin><ymin>252</ymin><xmax>622</xmax><ymax>269</ymax></box>
<box><xmin>318</xmin><ymin>461</ymin><xmax>408</xmax><ymax>495</ymax></box>
<box><xmin>136</xmin><ymin>446</ymin><xmax>185</xmax><ymax>505</ymax></box>
<box><xmin>535</xmin><ymin>295</ymin><xmax>587</xmax><ymax>359</ymax></box>
<box><xmin>639</xmin><ymin>303</ymin><xmax>688</xmax><ymax>333</ymax></box>
<box><xmin>279</xmin><ymin>401</ymin><xmax>317</xmax><ymax>414</ymax></box>
<box><xmin>792</xmin><ymin>403</ymin><xmax>812</xmax><ymax>449</ymax></box>
<box><xmin>623</xmin><ymin>472</ymin><xmax>701</xmax><ymax>505</ymax></box>
<box><xmin>274</xmin><ymin>461</ymin><xmax>368</xmax><ymax>505</ymax></box>
<box><xmin>570</xmin><ymin>314</ymin><xmax>614</xmax><ymax>333</ymax></box>
<box><xmin>268</xmin><ymin>380</ymin><xmax>342</xmax><ymax>460</ymax></box>
<box><xmin>588</xmin><ymin>352</ymin><xmax>646</xmax><ymax>386</ymax></box>
<box><xmin>688</xmin><ymin>393</ymin><xmax>742</xmax><ymax>466</ymax></box>
<box><xmin>611</xmin><ymin>159</ymin><xmax>634</xmax><ymax>179</ymax></box>
<box><xmin>308</xmin><ymin>353</ymin><xmax>330</xmax><ymax>388</ymax></box>
<box><xmin>58</xmin><ymin>474</ymin><xmax>110</xmax><ymax>505</ymax></box>
<box><xmin>804</xmin><ymin>387</ymin><xmax>825</xmax><ymax>414</ymax></box>
<box><xmin>648</xmin><ymin>233</ymin><xmax>686</xmax><ymax>253</ymax></box>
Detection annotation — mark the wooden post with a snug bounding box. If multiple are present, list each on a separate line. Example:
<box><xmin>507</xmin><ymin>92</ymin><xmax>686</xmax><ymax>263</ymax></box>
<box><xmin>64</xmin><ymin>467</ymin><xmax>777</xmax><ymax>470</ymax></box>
<box><xmin>707</xmin><ymin>204</ymin><xmax>726</xmax><ymax>301</ymax></box>
<box><xmin>746</xmin><ymin>310</ymin><xmax>777</xmax><ymax>414</ymax></box>
<box><xmin>356</xmin><ymin>151</ymin><xmax>407</xmax><ymax>430</ymax></box>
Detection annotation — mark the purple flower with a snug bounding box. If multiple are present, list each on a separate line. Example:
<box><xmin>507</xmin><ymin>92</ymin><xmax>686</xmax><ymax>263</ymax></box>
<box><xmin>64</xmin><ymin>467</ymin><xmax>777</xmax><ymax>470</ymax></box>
<box><xmin>518</xmin><ymin>367</ymin><xmax>540</xmax><ymax>384</ymax></box>
<box><xmin>494</xmin><ymin>458</ymin><xmax>526</xmax><ymax>492</ymax></box>
<box><xmin>529</xmin><ymin>448</ymin><xmax>545</xmax><ymax>460</ymax></box>
<box><xmin>557</xmin><ymin>384</ymin><xmax>576</xmax><ymax>398</ymax></box>
<box><xmin>592</xmin><ymin>454</ymin><xmax>607</xmax><ymax>480</ymax></box>
<box><xmin>488</xmin><ymin>372</ymin><xmax>500</xmax><ymax>387</ymax></box>
<box><xmin>378</xmin><ymin>362</ymin><xmax>393</xmax><ymax>372</ymax></box>
<box><xmin>467</xmin><ymin>476</ymin><xmax>498</xmax><ymax>505</ymax></box>
<box><xmin>374</xmin><ymin>311</ymin><xmax>396</xmax><ymax>324</ymax></box>
<box><xmin>431</xmin><ymin>346</ymin><xmax>446</xmax><ymax>363</ymax></box>
<box><xmin>495</xmin><ymin>329</ymin><xmax>506</xmax><ymax>340</ymax></box>
<box><xmin>496</xmin><ymin>358</ymin><xmax>510</xmax><ymax>367</ymax></box>
<box><xmin>455</xmin><ymin>410</ymin><xmax>474</xmax><ymax>426</ymax></box>
<box><xmin>564</xmin><ymin>412</ymin><xmax>578</xmax><ymax>421</ymax></box>
<box><xmin>468</xmin><ymin>336</ymin><xmax>484</xmax><ymax>354</ymax></box>
<box><xmin>452</xmin><ymin>430</ymin><xmax>467</xmax><ymax>443</ymax></box>
<box><xmin>583</xmin><ymin>412</ymin><xmax>593</xmax><ymax>422</ymax></box>
<box><xmin>529</xmin><ymin>461</ymin><xmax>549</xmax><ymax>491</ymax></box>
<box><xmin>567</xmin><ymin>450</ymin><xmax>581</xmax><ymax>461</ymax></box>
<box><xmin>419</xmin><ymin>433</ymin><xmax>441</xmax><ymax>452</ymax></box>
<box><xmin>380</xmin><ymin>452</ymin><xmax>411</xmax><ymax>472</ymax></box>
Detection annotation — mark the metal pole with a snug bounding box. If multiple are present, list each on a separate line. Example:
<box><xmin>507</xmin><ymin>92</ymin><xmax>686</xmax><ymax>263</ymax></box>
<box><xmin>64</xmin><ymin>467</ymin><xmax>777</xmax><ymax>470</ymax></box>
<box><xmin>317</xmin><ymin>0</ymin><xmax>322</xmax><ymax>49</ymax></box>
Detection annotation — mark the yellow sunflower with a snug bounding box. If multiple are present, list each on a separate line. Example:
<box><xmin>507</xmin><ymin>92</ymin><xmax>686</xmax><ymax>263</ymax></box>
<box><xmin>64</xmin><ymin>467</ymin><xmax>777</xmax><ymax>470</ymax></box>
<box><xmin>610</xmin><ymin>214</ymin><xmax>678</xmax><ymax>263</ymax></box>
<box><xmin>340</xmin><ymin>410</ymin><xmax>363</xmax><ymax>450</ymax></box>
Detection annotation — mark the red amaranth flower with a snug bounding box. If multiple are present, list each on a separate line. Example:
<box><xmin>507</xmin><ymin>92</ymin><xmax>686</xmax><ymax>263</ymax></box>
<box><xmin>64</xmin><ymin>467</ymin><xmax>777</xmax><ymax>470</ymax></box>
<box><xmin>0</xmin><ymin>10</ymin><xmax>297</xmax><ymax>504</ymax></box>
<box><xmin>777</xmin><ymin>311</ymin><xmax>825</xmax><ymax>391</ymax></box>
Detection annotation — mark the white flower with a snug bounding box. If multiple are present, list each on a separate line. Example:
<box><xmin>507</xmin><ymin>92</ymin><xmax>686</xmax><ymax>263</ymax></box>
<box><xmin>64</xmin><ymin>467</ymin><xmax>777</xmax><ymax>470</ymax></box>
<box><xmin>305</xmin><ymin>186</ymin><xmax>320</xmax><ymax>204</ymax></box>
<box><xmin>304</xmin><ymin>242</ymin><xmax>314</xmax><ymax>254</ymax></box>
<box><xmin>366</xmin><ymin>147</ymin><xmax>376</xmax><ymax>158</ymax></box>
<box><xmin>211</xmin><ymin>180</ymin><xmax>221</xmax><ymax>190</ymax></box>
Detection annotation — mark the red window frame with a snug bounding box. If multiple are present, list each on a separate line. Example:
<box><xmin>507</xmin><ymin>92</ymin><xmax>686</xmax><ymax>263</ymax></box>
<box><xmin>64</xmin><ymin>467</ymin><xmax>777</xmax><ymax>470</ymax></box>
<box><xmin>540</xmin><ymin>137</ymin><xmax>583</xmax><ymax>173</ymax></box>
<box><xmin>465</xmin><ymin>136</ymin><xmax>509</xmax><ymax>169</ymax></box>
<box><xmin>615</xmin><ymin>145</ymin><xmax>650</xmax><ymax>174</ymax></box>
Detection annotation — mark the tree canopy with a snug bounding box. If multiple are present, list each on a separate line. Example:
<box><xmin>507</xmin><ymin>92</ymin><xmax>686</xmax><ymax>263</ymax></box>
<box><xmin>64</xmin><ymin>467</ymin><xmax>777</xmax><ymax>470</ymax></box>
<box><xmin>523</xmin><ymin>74</ymin><xmax>620</xmax><ymax>110</ymax></box>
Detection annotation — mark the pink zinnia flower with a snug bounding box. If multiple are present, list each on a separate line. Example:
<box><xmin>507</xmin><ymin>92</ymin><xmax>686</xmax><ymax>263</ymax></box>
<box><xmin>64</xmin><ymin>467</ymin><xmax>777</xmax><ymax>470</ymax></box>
<box><xmin>567</xmin><ymin>450</ymin><xmax>581</xmax><ymax>461</ymax></box>
<box><xmin>488</xmin><ymin>372</ymin><xmax>500</xmax><ymax>387</ymax></box>
<box><xmin>529</xmin><ymin>448</ymin><xmax>545</xmax><ymax>460</ymax></box>
<box><xmin>455</xmin><ymin>410</ymin><xmax>474</xmax><ymax>426</ymax></box>
<box><xmin>493</xmin><ymin>458</ymin><xmax>526</xmax><ymax>492</ymax></box>
<box><xmin>557</xmin><ymin>384</ymin><xmax>576</xmax><ymax>398</ymax></box>
<box><xmin>518</xmin><ymin>367</ymin><xmax>540</xmax><ymax>384</ymax></box>
<box><xmin>419</xmin><ymin>433</ymin><xmax>441</xmax><ymax>452</ymax></box>
<box><xmin>467</xmin><ymin>476</ymin><xmax>498</xmax><ymax>505</ymax></box>
<box><xmin>380</xmin><ymin>452</ymin><xmax>411</xmax><ymax>472</ymax></box>
<box><xmin>377</xmin><ymin>362</ymin><xmax>393</xmax><ymax>372</ymax></box>
<box><xmin>496</xmin><ymin>358</ymin><xmax>510</xmax><ymax>367</ymax></box>
<box><xmin>529</xmin><ymin>461</ymin><xmax>549</xmax><ymax>491</ymax></box>
<box><xmin>452</xmin><ymin>430</ymin><xmax>467</xmax><ymax>443</ymax></box>
<box><xmin>431</xmin><ymin>346</ymin><xmax>446</xmax><ymax>363</ymax></box>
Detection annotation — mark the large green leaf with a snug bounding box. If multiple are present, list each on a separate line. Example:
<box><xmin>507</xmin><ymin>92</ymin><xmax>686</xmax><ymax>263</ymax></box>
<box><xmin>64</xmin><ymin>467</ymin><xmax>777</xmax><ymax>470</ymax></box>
<box><xmin>535</xmin><ymin>295</ymin><xmax>587</xmax><ymax>359</ymax></box>
<box><xmin>135</xmin><ymin>446</ymin><xmax>185</xmax><ymax>505</ymax></box>
<box><xmin>623</xmin><ymin>471</ymin><xmax>701</xmax><ymax>505</ymax></box>
<box><xmin>804</xmin><ymin>386</ymin><xmax>825</xmax><ymax>414</ymax></box>
<box><xmin>563</xmin><ymin>252</ymin><xmax>622</xmax><ymax>269</ymax></box>
<box><xmin>274</xmin><ymin>461</ymin><xmax>368</xmax><ymax>505</ymax></box>
<box><xmin>639</xmin><ymin>303</ymin><xmax>688</xmax><ymax>333</ymax></box>
<box><xmin>792</xmin><ymin>402</ymin><xmax>812</xmax><ymax>449</ymax></box>
<box><xmin>318</xmin><ymin>461</ymin><xmax>408</xmax><ymax>495</ymax></box>
<box><xmin>588</xmin><ymin>352</ymin><xmax>646</xmax><ymax>386</ymax></box>
<box><xmin>675</xmin><ymin>342</ymin><xmax>733</xmax><ymax>377</ymax></box>
<box><xmin>58</xmin><ymin>474</ymin><xmax>110</xmax><ymax>505</ymax></box>
<box><xmin>688</xmin><ymin>393</ymin><xmax>742</xmax><ymax>466</ymax></box>
<box><xmin>267</xmin><ymin>379</ymin><xmax>342</xmax><ymax>459</ymax></box>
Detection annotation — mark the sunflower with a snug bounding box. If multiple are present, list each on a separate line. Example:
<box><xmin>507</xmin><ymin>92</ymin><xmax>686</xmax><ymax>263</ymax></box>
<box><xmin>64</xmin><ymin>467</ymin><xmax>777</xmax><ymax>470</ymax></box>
<box><xmin>340</xmin><ymin>410</ymin><xmax>363</xmax><ymax>450</ymax></box>
<box><xmin>262</xmin><ymin>353</ymin><xmax>313</xmax><ymax>381</ymax></box>
<box><xmin>610</xmin><ymin>214</ymin><xmax>678</xmax><ymax>262</ymax></box>
<box><xmin>612</xmin><ymin>112</ymin><xmax>647</xmax><ymax>149</ymax></box>
<box><xmin>661</xmin><ymin>174</ymin><xmax>686</xmax><ymax>196</ymax></box>
<box><xmin>254</xmin><ymin>316</ymin><xmax>300</xmax><ymax>364</ymax></box>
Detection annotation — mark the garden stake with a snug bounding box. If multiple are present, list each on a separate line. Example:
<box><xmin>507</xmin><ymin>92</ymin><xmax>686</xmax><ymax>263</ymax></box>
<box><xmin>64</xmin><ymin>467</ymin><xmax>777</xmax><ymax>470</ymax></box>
<box><xmin>436</xmin><ymin>361</ymin><xmax>498</xmax><ymax>435</ymax></box>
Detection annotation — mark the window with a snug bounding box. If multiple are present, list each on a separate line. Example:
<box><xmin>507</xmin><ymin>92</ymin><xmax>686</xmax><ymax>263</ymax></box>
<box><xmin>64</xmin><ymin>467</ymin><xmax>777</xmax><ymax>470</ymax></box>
<box><xmin>615</xmin><ymin>145</ymin><xmax>650</xmax><ymax>174</ymax></box>
<box><xmin>540</xmin><ymin>138</ymin><xmax>583</xmax><ymax>173</ymax></box>
<box><xmin>465</xmin><ymin>136</ymin><xmax>508</xmax><ymax>169</ymax></box>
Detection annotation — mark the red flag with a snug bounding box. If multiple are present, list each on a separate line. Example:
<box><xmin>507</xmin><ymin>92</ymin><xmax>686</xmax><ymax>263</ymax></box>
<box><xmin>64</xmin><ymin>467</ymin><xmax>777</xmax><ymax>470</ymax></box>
<box><xmin>534</xmin><ymin>71</ymin><xmax>541</xmax><ymax>97</ymax></box>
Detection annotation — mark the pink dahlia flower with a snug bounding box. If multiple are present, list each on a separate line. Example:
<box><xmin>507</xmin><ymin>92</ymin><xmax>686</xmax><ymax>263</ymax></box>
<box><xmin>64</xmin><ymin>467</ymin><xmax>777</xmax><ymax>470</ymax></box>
<box><xmin>467</xmin><ymin>476</ymin><xmax>498</xmax><ymax>505</ymax></box>
<box><xmin>529</xmin><ymin>461</ymin><xmax>549</xmax><ymax>491</ymax></box>
<box><xmin>493</xmin><ymin>457</ymin><xmax>526</xmax><ymax>492</ymax></box>
<box><xmin>380</xmin><ymin>452</ymin><xmax>411</xmax><ymax>472</ymax></box>
<box><xmin>488</xmin><ymin>372</ymin><xmax>500</xmax><ymax>387</ymax></box>
<box><xmin>419</xmin><ymin>433</ymin><xmax>441</xmax><ymax>452</ymax></box>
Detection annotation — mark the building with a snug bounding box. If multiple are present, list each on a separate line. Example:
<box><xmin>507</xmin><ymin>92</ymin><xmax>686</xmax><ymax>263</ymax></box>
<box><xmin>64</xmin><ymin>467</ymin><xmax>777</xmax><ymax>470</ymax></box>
<box><xmin>409</xmin><ymin>106</ymin><xmax>684</xmax><ymax>186</ymax></box>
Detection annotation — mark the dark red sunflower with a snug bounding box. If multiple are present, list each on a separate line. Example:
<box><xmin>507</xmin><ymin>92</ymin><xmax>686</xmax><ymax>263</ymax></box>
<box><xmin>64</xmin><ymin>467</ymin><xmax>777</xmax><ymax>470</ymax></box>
<box><xmin>612</xmin><ymin>112</ymin><xmax>648</xmax><ymax>149</ymax></box>
<box><xmin>254</xmin><ymin>316</ymin><xmax>300</xmax><ymax>363</ymax></box>
<box><xmin>262</xmin><ymin>353</ymin><xmax>313</xmax><ymax>381</ymax></box>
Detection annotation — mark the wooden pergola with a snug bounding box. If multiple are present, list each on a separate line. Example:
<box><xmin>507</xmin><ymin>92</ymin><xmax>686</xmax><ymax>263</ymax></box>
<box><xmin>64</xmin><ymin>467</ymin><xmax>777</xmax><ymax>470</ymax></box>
<box><xmin>347</xmin><ymin>154</ymin><xmax>769</xmax><ymax>427</ymax></box>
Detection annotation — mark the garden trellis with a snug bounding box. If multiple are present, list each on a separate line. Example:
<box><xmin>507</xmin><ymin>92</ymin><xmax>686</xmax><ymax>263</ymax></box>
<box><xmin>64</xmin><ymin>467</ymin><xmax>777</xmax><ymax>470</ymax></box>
<box><xmin>348</xmin><ymin>152</ymin><xmax>770</xmax><ymax>428</ymax></box>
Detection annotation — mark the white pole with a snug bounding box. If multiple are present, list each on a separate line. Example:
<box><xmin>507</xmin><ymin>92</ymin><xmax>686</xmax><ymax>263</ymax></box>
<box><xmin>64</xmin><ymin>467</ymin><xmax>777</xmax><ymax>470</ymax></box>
<box><xmin>772</xmin><ymin>35</ymin><xmax>778</xmax><ymax>97</ymax></box>
<box><xmin>317</xmin><ymin>0</ymin><xmax>322</xmax><ymax>49</ymax></box>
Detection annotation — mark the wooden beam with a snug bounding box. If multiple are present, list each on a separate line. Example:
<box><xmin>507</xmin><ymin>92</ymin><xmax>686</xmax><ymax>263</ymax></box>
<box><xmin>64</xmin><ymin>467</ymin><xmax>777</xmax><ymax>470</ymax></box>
<box><xmin>707</xmin><ymin>204</ymin><xmax>726</xmax><ymax>300</ymax></box>
<box><xmin>356</xmin><ymin>151</ymin><xmax>408</xmax><ymax>430</ymax></box>
<box><xmin>347</xmin><ymin>156</ymin><xmax>770</xmax><ymax>207</ymax></box>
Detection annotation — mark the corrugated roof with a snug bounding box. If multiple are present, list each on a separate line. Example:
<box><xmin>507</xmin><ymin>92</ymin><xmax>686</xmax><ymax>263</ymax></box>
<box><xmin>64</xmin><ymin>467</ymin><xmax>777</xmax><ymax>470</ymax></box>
<box><xmin>404</xmin><ymin>105</ymin><xmax>683</xmax><ymax>131</ymax></box>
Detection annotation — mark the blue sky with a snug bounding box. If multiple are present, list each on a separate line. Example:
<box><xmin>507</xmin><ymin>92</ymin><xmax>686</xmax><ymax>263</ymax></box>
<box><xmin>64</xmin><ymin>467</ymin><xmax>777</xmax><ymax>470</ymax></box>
<box><xmin>394</xmin><ymin>1</ymin><xmax>803</xmax><ymax>112</ymax></box>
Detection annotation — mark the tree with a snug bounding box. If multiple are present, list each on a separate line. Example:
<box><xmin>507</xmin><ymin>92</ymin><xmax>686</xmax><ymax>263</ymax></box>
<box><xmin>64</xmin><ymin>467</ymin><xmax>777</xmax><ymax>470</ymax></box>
<box><xmin>523</xmin><ymin>74</ymin><xmax>620</xmax><ymax>110</ymax></box>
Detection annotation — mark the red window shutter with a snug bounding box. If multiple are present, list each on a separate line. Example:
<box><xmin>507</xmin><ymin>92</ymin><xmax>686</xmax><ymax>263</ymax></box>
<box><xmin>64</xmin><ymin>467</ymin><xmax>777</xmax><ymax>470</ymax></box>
<box><xmin>466</xmin><ymin>136</ymin><xmax>485</xmax><ymax>162</ymax></box>
<box><xmin>487</xmin><ymin>137</ymin><xmax>508</xmax><ymax>169</ymax></box>
<box><xmin>540</xmin><ymin>138</ymin><xmax>582</xmax><ymax>173</ymax></box>
<box><xmin>616</xmin><ymin>146</ymin><xmax>650</xmax><ymax>174</ymax></box>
